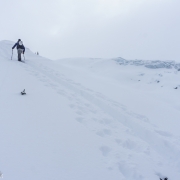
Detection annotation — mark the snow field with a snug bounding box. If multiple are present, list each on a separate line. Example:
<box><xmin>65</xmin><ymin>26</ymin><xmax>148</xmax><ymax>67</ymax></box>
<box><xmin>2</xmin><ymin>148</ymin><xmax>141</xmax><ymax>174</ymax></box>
<box><xmin>0</xmin><ymin>40</ymin><xmax>180</xmax><ymax>180</ymax></box>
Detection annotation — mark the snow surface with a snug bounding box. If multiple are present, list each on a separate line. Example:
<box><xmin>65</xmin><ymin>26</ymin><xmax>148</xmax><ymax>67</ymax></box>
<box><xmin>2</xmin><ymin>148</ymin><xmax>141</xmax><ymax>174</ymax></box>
<box><xmin>0</xmin><ymin>40</ymin><xmax>180</xmax><ymax>180</ymax></box>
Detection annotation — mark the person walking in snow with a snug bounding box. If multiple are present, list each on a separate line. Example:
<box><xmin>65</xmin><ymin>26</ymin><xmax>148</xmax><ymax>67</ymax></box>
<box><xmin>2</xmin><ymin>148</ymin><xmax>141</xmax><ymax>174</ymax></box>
<box><xmin>12</xmin><ymin>39</ymin><xmax>25</xmax><ymax>61</ymax></box>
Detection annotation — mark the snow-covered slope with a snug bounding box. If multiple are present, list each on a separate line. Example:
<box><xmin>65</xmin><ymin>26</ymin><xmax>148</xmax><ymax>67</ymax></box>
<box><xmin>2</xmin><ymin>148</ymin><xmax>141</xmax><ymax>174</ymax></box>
<box><xmin>0</xmin><ymin>40</ymin><xmax>180</xmax><ymax>180</ymax></box>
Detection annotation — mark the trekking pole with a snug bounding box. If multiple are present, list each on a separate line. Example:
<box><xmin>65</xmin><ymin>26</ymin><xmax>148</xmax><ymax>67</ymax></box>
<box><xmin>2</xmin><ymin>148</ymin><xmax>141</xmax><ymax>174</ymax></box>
<box><xmin>11</xmin><ymin>49</ymin><xmax>13</xmax><ymax>60</ymax></box>
<box><xmin>23</xmin><ymin>54</ymin><xmax>25</xmax><ymax>61</ymax></box>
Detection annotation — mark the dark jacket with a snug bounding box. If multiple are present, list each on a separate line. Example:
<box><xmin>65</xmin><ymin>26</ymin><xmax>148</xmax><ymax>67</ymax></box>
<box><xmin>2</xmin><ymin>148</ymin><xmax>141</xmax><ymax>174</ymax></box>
<box><xmin>12</xmin><ymin>40</ymin><xmax>25</xmax><ymax>53</ymax></box>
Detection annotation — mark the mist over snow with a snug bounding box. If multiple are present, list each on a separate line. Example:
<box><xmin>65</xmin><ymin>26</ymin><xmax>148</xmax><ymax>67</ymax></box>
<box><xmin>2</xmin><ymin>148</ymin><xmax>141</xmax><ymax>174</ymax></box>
<box><xmin>0</xmin><ymin>40</ymin><xmax>180</xmax><ymax>180</ymax></box>
<box><xmin>1</xmin><ymin>0</ymin><xmax>180</xmax><ymax>60</ymax></box>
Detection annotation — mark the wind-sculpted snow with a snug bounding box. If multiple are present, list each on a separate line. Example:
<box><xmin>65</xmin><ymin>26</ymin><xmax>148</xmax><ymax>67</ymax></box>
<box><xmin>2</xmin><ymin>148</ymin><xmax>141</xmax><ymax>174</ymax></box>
<box><xmin>0</xmin><ymin>40</ymin><xmax>180</xmax><ymax>180</ymax></box>
<box><xmin>114</xmin><ymin>57</ymin><xmax>180</xmax><ymax>70</ymax></box>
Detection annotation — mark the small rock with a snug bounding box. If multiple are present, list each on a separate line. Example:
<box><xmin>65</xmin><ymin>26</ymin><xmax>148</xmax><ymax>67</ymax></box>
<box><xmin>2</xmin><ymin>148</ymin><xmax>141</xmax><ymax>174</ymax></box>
<box><xmin>21</xmin><ymin>89</ymin><xmax>26</xmax><ymax>95</ymax></box>
<box><xmin>160</xmin><ymin>177</ymin><xmax>168</xmax><ymax>180</ymax></box>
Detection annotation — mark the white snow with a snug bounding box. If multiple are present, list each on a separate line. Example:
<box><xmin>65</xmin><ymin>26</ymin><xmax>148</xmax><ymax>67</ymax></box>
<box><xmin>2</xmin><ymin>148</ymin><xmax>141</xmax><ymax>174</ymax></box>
<box><xmin>0</xmin><ymin>40</ymin><xmax>180</xmax><ymax>180</ymax></box>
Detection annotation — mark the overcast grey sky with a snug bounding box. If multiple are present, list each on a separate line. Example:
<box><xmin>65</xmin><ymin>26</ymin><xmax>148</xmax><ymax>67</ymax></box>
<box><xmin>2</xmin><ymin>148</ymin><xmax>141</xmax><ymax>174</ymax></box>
<box><xmin>1</xmin><ymin>0</ymin><xmax>180</xmax><ymax>60</ymax></box>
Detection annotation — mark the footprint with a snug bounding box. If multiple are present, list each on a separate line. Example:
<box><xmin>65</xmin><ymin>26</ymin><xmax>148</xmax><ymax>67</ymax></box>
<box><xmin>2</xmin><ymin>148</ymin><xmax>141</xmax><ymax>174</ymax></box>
<box><xmin>155</xmin><ymin>130</ymin><xmax>172</xmax><ymax>137</ymax></box>
<box><xmin>96</xmin><ymin>129</ymin><xmax>112</xmax><ymax>137</ymax></box>
<box><xmin>99</xmin><ymin>146</ymin><xmax>111</xmax><ymax>157</ymax></box>
<box><xmin>76</xmin><ymin>117</ymin><xmax>84</xmax><ymax>123</ymax></box>
<box><xmin>69</xmin><ymin>104</ymin><xmax>75</xmax><ymax>108</ymax></box>
<box><xmin>115</xmin><ymin>139</ymin><xmax>122</xmax><ymax>145</ymax></box>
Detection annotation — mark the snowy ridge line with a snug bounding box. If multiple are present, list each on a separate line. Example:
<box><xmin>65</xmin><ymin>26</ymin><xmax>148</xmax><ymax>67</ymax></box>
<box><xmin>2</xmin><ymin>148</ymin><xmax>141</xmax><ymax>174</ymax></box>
<box><xmin>114</xmin><ymin>57</ymin><xmax>180</xmax><ymax>69</ymax></box>
<box><xmin>25</xmin><ymin>61</ymin><xmax>180</xmax><ymax>169</ymax></box>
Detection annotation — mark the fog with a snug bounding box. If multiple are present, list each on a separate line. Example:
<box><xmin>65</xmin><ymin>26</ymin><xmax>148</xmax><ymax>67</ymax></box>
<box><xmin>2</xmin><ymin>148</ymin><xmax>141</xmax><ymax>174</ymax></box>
<box><xmin>1</xmin><ymin>0</ymin><xmax>180</xmax><ymax>61</ymax></box>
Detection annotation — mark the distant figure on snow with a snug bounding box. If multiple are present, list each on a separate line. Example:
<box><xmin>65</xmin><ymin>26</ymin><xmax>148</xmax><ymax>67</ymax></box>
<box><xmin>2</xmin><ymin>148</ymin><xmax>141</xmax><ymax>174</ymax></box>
<box><xmin>12</xmin><ymin>39</ymin><xmax>25</xmax><ymax>61</ymax></box>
